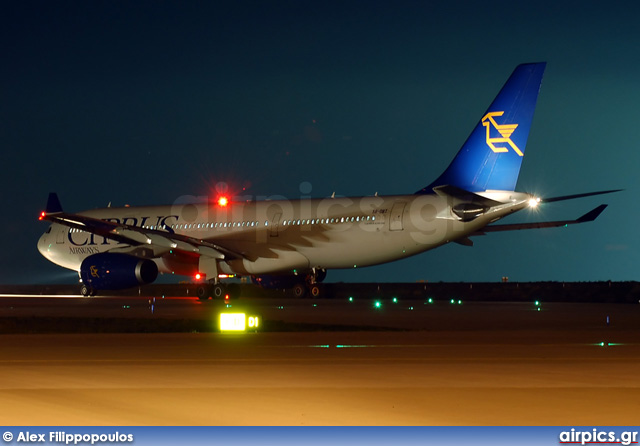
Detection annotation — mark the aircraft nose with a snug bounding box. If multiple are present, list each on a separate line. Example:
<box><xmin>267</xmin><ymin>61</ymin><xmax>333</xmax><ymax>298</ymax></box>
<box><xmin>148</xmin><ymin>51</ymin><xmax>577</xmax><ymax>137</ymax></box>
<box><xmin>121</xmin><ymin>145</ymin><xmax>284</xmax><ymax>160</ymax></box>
<box><xmin>37</xmin><ymin>231</ymin><xmax>50</xmax><ymax>259</ymax></box>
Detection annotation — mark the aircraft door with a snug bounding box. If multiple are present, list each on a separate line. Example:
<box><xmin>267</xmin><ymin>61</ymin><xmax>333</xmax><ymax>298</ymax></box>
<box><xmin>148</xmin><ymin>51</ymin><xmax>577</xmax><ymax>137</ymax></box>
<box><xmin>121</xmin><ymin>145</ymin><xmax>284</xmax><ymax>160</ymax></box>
<box><xmin>270</xmin><ymin>213</ymin><xmax>281</xmax><ymax>237</ymax></box>
<box><xmin>389</xmin><ymin>202</ymin><xmax>406</xmax><ymax>231</ymax></box>
<box><xmin>56</xmin><ymin>226</ymin><xmax>65</xmax><ymax>244</ymax></box>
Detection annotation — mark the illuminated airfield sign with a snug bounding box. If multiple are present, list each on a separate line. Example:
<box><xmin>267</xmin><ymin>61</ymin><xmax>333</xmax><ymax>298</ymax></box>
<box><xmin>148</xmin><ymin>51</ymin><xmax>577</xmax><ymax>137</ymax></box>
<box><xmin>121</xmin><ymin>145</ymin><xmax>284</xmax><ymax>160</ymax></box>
<box><xmin>219</xmin><ymin>313</ymin><xmax>261</xmax><ymax>332</ymax></box>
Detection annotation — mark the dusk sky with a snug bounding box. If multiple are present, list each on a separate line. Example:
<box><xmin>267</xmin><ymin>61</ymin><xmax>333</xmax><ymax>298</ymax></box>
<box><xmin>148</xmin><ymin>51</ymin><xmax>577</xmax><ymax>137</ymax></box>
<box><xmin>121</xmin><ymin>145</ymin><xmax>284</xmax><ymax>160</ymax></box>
<box><xmin>1</xmin><ymin>1</ymin><xmax>638</xmax><ymax>284</ymax></box>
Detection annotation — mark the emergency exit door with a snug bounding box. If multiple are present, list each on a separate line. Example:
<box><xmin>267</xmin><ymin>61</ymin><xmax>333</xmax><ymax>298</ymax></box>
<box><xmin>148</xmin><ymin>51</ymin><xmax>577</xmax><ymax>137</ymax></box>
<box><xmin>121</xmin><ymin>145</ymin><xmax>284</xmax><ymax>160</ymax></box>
<box><xmin>389</xmin><ymin>202</ymin><xmax>406</xmax><ymax>231</ymax></box>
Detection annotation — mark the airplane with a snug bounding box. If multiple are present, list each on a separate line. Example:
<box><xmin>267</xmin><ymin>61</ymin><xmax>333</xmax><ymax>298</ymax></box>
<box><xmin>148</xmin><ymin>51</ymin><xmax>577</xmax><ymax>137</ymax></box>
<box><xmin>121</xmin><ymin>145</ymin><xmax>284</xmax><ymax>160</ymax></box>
<box><xmin>37</xmin><ymin>62</ymin><xmax>619</xmax><ymax>299</ymax></box>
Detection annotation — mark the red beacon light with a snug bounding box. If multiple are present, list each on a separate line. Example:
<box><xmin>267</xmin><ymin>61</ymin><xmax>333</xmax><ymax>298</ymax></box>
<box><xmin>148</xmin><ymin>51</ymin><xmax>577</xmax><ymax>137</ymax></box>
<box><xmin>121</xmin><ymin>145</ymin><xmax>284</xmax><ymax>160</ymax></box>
<box><xmin>195</xmin><ymin>273</ymin><xmax>203</xmax><ymax>281</ymax></box>
<box><xmin>217</xmin><ymin>196</ymin><xmax>229</xmax><ymax>207</ymax></box>
<box><xmin>38</xmin><ymin>211</ymin><xmax>46</xmax><ymax>220</ymax></box>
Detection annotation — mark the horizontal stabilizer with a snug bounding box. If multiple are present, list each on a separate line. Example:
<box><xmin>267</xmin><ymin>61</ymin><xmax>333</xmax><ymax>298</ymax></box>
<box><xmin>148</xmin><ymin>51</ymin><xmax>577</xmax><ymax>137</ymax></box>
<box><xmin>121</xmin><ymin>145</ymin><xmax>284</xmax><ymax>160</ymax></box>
<box><xmin>542</xmin><ymin>189</ymin><xmax>622</xmax><ymax>203</ymax></box>
<box><xmin>478</xmin><ymin>204</ymin><xmax>608</xmax><ymax>233</ymax></box>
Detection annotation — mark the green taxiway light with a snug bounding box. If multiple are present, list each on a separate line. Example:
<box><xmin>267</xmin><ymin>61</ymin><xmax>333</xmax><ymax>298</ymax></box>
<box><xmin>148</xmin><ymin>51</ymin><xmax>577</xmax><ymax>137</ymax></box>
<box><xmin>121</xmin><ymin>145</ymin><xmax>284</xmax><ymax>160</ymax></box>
<box><xmin>374</xmin><ymin>301</ymin><xmax>382</xmax><ymax>309</ymax></box>
<box><xmin>534</xmin><ymin>300</ymin><xmax>540</xmax><ymax>306</ymax></box>
<box><xmin>457</xmin><ymin>300</ymin><xmax>462</xmax><ymax>305</ymax></box>
<box><xmin>392</xmin><ymin>297</ymin><xmax>398</xmax><ymax>303</ymax></box>
<box><xmin>450</xmin><ymin>299</ymin><xmax>455</xmax><ymax>304</ymax></box>
<box><xmin>336</xmin><ymin>345</ymin><xmax>372</xmax><ymax>348</ymax></box>
<box><xmin>348</xmin><ymin>296</ymin><xmax>354</xmax><ymax>302</ymax></box>
<box><xmin>427</xmin><ymin>298</ymin><xmax>433</xmax><ymax>304</ymax></box>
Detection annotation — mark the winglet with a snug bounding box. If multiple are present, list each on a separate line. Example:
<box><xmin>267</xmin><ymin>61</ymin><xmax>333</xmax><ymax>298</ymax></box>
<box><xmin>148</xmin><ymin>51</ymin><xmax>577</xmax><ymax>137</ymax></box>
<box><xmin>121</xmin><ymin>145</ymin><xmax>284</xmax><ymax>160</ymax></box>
<box><xmin>577</xmin><ymin>204</ymin><xmax>608</xmax><ymax>223</ymax></box>
<box><xmin>46</xmin><ymin>193</ymin><xmax>63</xmax><ymax>214</ymax></box>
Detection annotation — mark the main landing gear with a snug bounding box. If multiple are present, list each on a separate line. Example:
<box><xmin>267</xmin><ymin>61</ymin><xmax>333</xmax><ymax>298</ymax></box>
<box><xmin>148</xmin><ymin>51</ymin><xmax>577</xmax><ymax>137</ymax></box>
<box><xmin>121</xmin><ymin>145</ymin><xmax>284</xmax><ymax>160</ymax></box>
<box><xmin>196</xmin><ymin>283</ymin><xmax>240</xmax><ymax>301</ymax></box>
<box><xmin>292</xmin><ymin>282</ymin><xmax>324</xmax><ymax>298</ymax></box>
<box><xmin>292</xmin><ymin>268</ymin><xmax>327</xmax><ymax>298</ymax></box>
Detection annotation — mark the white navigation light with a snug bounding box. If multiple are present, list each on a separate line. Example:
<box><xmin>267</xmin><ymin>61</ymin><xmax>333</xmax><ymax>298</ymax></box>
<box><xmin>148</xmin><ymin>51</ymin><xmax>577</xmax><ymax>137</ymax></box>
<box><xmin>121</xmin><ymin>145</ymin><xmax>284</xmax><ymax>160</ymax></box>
<box><xmin>528</xmin><ymin>197</ymin><xmax>541</xmax><ymax>208</ymax></box>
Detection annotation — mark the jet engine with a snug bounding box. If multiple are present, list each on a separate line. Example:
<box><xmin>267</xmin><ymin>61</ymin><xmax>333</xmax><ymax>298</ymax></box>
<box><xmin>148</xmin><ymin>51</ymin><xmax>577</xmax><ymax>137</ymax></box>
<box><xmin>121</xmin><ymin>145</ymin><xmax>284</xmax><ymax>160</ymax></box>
<box><xmin>80</xmin><ymin>253</ymin><xmax>158</xmax><ymax>291</ymax></box>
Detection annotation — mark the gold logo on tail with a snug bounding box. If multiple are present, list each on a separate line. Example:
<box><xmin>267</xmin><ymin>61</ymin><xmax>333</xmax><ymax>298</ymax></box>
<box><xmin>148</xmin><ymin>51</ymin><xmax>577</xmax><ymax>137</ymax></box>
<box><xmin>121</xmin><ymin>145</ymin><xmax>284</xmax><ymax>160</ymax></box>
<box><xmin>481</xmin><ymin>111</ymin><xmax>523</xmax><ymax>156</ymax></box>
<box><xmin>90</xmin><ymin>265</ymin><xmax>99</xmax><ymax>278</ymax></box>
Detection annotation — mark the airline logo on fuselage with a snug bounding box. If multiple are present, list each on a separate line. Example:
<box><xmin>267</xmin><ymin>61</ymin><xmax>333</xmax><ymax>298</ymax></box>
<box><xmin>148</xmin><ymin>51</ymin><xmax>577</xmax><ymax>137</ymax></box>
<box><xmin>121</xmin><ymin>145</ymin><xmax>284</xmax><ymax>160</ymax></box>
<box><xmin>481</xmin><ymin>111</ymin><xmax>523</xmax><ymax>156</ymax></box>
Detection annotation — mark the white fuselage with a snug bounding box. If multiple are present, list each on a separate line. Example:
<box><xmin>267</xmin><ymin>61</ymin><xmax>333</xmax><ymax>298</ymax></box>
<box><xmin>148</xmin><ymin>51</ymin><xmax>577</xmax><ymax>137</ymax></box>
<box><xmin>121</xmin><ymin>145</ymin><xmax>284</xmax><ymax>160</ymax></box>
<box><xmin>37</xmin><ymin>192</ymin><xmax>531</xmax><ymax>278</ymax></box>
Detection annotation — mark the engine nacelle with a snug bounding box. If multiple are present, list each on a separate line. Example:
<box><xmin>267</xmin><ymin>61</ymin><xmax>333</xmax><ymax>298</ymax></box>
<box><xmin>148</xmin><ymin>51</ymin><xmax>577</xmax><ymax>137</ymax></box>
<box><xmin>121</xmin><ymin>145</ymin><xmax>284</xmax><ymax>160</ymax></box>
<box><xmin>80</xmin><ymin>253</ymin><xmax>158</xmax><ymax>290</ymax></box>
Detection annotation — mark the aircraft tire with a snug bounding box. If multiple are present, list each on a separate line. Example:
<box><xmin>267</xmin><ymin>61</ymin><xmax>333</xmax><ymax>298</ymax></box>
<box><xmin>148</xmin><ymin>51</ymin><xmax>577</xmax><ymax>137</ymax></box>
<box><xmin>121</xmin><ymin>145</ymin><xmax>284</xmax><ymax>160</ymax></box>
<box><xmin>293</xmin><ymin>283</ymin><xmax>307</xmax><ymax>298</ymax></box>
<box><xmin>213</xmin><ymin>284</ymin><xmax>224</xmax><ymax>298</ymax></box>
<box><xmin>80</xmin><ymin>285</ymin><xmax>92</xmax><ymax>297</ymax></box>
<box><xmin>197</xmin><ymin>286</ymin><xmax>210</xmax><ymax>300</ymax></box>
<box><xmin>310</xmin><ymin>285</ymin><xmax>321</xmax><ymax>298</ymax></box>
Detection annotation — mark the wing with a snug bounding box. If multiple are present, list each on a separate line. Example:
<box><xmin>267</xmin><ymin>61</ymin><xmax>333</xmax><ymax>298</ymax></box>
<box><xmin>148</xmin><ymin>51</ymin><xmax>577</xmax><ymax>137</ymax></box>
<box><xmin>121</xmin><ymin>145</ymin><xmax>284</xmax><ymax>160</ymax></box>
<box><xmin>476</xmin><ymin>204</ymin><xmax>608</xmax><ymax>234</ymax></box>
<box><xmin>40</xmin><ymin>194</ymin><xmax>242</xmax><ymax>261</ymax></box>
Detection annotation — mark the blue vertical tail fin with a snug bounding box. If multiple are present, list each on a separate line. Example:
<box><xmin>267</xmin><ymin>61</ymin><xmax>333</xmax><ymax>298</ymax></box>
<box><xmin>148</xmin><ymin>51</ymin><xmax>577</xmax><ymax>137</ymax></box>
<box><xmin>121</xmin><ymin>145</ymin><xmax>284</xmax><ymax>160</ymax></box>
<box><xmin>417</xmin><ymin>62</ymin><xmax>546</xmax><ymax>194</ymax></box>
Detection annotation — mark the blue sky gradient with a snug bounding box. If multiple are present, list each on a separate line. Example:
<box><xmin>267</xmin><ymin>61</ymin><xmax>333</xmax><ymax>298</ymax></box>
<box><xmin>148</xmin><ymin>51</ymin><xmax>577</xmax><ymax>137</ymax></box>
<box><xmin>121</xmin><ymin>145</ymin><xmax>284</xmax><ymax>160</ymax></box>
<box><xmin>1</xmin><ymin>1</ymin><xmax>638</xmax><ymax>284</ymax></box>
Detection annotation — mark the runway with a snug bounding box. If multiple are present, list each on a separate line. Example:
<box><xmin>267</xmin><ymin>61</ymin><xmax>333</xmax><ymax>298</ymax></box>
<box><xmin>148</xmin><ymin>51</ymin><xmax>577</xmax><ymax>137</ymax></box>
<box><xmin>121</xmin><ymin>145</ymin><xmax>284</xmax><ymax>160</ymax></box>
<box><xmin>0</xmin><ymin>294</ymin><xmax>639</xmax><ymax>425</ymax></box>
